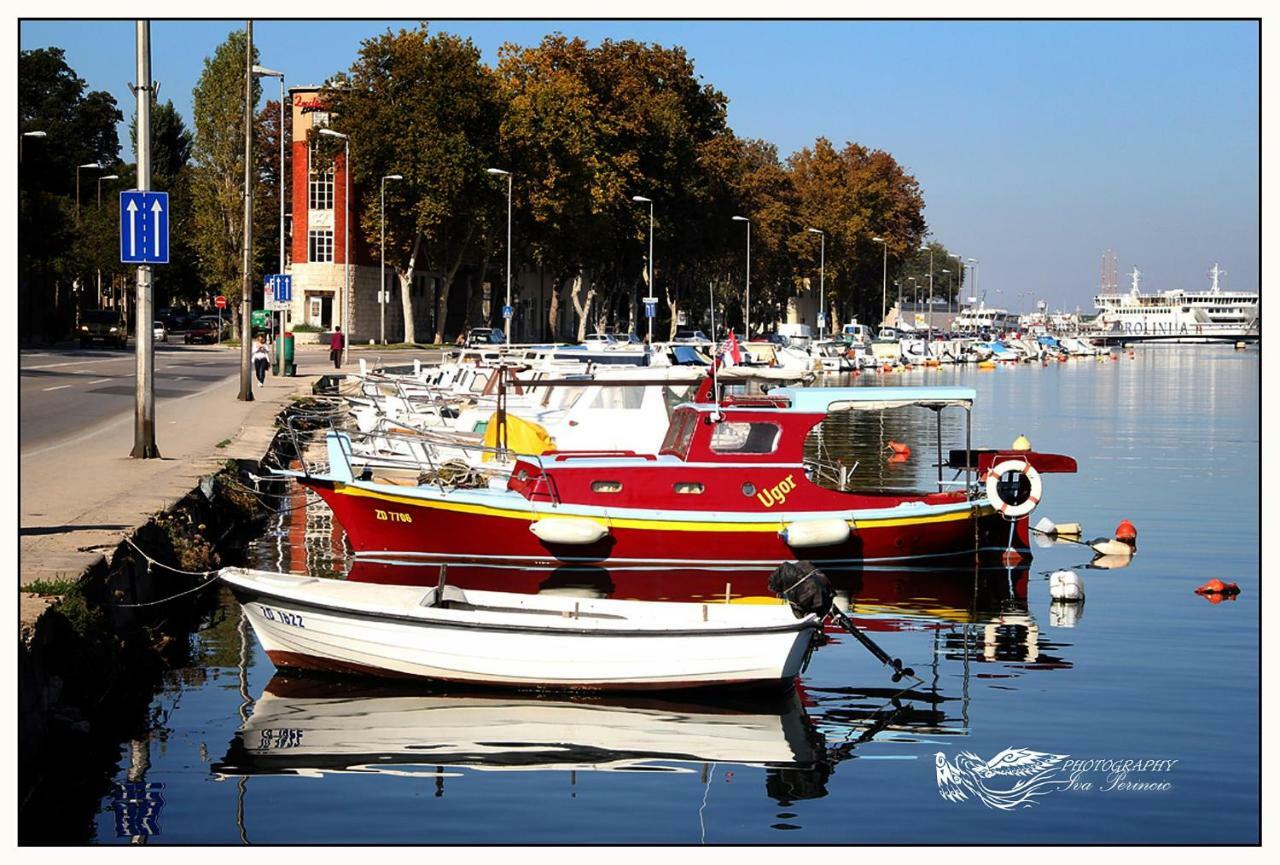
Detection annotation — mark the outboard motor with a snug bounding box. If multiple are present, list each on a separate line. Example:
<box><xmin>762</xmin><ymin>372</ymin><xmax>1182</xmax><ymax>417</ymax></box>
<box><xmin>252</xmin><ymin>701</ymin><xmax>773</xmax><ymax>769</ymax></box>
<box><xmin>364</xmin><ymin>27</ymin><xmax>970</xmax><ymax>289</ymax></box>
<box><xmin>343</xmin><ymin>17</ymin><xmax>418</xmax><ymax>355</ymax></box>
<box><xmin>771</xmin><ymin>560</ymin><xmax>916</xmax><ymax>683</ymax></box>
<box><xmin>769</xmin><ymin>561</ymin><xmax>835</xmax><ymax>619</ymax></box>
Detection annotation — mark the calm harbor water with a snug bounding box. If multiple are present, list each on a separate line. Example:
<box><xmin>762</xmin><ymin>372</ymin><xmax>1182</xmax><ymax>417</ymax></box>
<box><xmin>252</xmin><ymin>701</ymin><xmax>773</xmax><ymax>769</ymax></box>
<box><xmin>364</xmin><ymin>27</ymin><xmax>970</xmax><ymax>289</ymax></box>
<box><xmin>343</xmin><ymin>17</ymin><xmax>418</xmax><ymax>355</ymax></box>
<box><xmin>89</xmin><ymin>346</ymin><xmax>1258</xmax><ymax>844</ymax></box>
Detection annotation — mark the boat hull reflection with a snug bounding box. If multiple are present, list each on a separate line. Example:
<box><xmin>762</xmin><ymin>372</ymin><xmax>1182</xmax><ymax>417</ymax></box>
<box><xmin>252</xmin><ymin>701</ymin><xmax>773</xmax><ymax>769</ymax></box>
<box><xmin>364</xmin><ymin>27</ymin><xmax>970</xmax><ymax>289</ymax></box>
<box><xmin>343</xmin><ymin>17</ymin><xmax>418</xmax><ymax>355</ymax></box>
<box><xmin>214</xmin><ymin>676</ymin><xmax>826</xmax><ymax>779</ymax></box>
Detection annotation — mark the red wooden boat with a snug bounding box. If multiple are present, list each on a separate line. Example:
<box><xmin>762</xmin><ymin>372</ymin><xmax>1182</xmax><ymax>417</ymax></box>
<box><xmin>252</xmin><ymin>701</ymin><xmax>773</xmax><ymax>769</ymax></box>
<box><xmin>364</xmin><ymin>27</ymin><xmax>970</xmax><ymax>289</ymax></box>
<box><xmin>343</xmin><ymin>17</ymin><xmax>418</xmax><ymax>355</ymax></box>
<box><xmin>289</xmin><ymin>381</ymin><xmax>1076</xmax><ymax>568</ymax></box>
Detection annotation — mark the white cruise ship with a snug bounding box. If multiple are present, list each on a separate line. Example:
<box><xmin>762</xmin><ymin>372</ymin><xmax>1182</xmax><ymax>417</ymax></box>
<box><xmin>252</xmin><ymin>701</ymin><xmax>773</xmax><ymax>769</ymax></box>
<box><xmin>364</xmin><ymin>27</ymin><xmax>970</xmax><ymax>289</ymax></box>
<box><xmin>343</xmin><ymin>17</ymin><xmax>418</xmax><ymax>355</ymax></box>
<box><xmin>1093</xmin><ymin>264</ymin><xmax>1260</xmax><ymax>343</ymax></box>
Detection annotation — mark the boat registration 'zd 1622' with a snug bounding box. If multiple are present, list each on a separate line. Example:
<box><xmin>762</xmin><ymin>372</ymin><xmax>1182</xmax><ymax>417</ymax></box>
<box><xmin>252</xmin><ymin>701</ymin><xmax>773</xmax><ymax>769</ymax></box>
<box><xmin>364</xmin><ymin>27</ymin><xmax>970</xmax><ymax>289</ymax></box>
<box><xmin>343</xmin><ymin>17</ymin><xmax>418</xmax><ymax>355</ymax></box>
<box><xmin>285</xmin><ymin>379</ymin><xmax>1077</xmax><ymax>568</ymax></box>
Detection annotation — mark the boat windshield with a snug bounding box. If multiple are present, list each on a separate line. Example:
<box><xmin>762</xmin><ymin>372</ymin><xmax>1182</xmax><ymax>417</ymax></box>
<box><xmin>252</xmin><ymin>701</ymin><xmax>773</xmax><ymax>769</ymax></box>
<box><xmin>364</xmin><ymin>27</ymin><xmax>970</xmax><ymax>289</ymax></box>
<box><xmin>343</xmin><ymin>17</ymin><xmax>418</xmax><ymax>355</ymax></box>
<box><xmin>660</xmin><ymin>409</ymin><xmax>699</xmax><ymax>458</ymax></box>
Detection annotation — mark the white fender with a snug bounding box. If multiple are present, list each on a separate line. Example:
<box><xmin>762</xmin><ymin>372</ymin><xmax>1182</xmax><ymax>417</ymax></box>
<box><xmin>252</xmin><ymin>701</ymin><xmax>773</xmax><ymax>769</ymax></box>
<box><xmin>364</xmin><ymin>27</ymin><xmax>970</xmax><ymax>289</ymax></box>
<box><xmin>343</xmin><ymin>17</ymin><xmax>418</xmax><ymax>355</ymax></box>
<box><xmin>780</xmin><ymin>518</ymin><xmax>852</xmax><ymax>548</ymax></box>
<box><xmin>529</xmin><ymin>518</ymin><xmax>610</xmax><ymax>545</ymax></box>
<box><xmin>986</xmin><ymin>459</ymin><xmax>1043</xmax><ymax>518</ymax></box>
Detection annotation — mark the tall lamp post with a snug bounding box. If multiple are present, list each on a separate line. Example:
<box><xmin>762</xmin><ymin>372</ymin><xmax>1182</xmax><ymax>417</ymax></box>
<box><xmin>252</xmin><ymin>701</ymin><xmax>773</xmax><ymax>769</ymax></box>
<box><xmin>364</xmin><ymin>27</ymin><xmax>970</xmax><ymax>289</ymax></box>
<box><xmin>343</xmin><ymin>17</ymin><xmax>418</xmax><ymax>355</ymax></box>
<box><xmin>806</xmin><ymin>227</ymin><xmax>825</xmax><ymax>339</ymax></box>
<box><xmin>967</xmin><ymin>258</ymin><xmax>980</xmax><ymax>304</ymax></box>
<box><xmin>940</xmin><ymin>269</ymin><xmax>951</xmax><ymax>327</ymax></box>
<box><xmin>486</xmin><ymin>168</ymin><xmax>513</xmax><ymax>343</ymax></box>
<box><xmin>632</xmin><ymin>195</ymin><xmax>654</xmax><ymax>343</ymax></box>
<box><xmin>732</xmin><ymin>215</ymin><xmax>750</xmax><ymax>338</ymax></box>
<box><xmin>252</xmin><ymin>64</ymin><xmax>285</xmax><ymax>363</ymax></box>
<box><xmin>951</xmin><ymin>253</ymin><xmax>963</xmax><ymax>312</ymax></box>
<box><xmin>920</xmin><ymin>244</ymin><xmax>934</xmax><ymax>340</ymax></box>
<box><xmin>96</xmin><ymin>174</ymin><xmax>119</xmax><ymax>307</ymax></box>
<box><xmin>871</xmin><ymin>235</ymin><xmax>888</xmax><ymax>327</ymax></box>
<box><xmin>76</xmin><ymin>161</ymin><xmax>104</xmax><ymax>220</ymax></box>
<box><xmin>318</xmin><ymin>128</ymin><xmax>350</xmax><ymax>346</ymax></box>
<box><xmin>379</xmin><ymin>174</ymin><xmax>403</xmax><ymax>345</ymax></box>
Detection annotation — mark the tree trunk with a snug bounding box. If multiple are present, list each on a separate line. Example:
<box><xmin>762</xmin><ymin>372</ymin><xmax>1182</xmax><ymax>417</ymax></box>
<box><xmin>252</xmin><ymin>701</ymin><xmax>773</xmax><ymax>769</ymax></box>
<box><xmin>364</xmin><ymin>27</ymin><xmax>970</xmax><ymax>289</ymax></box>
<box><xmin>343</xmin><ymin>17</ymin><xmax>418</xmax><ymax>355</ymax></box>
<box><xmin>547</xmin><ymin>275</ymin><xmax>561</xmax><ymax>341</ymax></box>
<box><xmin>432</xmin><ymin>224</ymin><xmax>476</xmax><ymax>345</ymax></box>
<box><xmin>398</xmin><ymin>233</ymin><xmax>422</xmax><ymax>345</ymax></box>
<box><xmin>569</xmin><ymin>270</ymin><xmax>596</xmax><ymax>342</ymax></box>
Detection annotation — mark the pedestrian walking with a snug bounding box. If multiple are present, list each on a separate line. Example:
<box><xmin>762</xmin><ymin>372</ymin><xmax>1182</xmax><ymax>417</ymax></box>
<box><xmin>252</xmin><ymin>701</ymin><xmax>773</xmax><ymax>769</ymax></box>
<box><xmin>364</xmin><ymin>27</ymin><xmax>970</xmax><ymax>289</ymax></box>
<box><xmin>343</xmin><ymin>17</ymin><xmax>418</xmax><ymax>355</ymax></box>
<box><xmin>330</xmin><ymin>325</ymin><xmax>345</xmax><ymax>369</ymax></box>
<box><xmin>252</xmin><ymin>334</ymin><xmax>271</xmax><ymax>385</ymax></box>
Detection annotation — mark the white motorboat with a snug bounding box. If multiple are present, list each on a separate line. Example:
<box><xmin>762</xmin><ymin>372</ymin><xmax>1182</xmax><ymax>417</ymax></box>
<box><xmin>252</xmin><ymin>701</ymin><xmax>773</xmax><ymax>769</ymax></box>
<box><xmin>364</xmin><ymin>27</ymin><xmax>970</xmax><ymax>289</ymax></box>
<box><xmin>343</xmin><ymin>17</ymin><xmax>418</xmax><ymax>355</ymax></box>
<box><xmin>220</xmin><ymin>568</ymin><xmax>821</xmax><ymax>692</ymax></box>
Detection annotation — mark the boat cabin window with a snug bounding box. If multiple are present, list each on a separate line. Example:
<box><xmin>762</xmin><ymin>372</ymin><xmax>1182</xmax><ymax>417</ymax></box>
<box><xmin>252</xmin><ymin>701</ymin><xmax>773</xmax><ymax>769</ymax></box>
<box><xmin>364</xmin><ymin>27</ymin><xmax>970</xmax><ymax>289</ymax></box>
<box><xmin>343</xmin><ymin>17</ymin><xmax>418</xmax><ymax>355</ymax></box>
<box><xmin>709</xmin><ymin>421</ymin><xmax>781</xmax><ymax>455</ymax></box>
<box><xmin>673</xmin><ymin>482</ymin><xmax>704</xmax><ymax>495</ymax></box>
<box><xmin>588</xmin><ymin>386</ymin><xmax>645</xmax><ymax>410</ymax></box>
<box><xmin>660</xmin><ymin>409</ymin><xmax>698</xmax><ymax>458</ymax></box>
<box><xmin>591</xmin><ymin>480</ymin><xmax>623</xmax><ymax>493</ymax></box>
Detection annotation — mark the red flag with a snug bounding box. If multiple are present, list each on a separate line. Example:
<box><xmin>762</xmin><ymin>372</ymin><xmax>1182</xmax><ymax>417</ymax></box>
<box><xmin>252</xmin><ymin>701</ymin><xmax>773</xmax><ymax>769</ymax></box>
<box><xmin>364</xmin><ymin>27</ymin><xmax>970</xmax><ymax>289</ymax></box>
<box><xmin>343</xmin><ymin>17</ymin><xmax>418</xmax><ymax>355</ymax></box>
<box><xmin>727</xmin><ymin>330</ymin><xmax>742</xmax><ymax>365</ymax></box>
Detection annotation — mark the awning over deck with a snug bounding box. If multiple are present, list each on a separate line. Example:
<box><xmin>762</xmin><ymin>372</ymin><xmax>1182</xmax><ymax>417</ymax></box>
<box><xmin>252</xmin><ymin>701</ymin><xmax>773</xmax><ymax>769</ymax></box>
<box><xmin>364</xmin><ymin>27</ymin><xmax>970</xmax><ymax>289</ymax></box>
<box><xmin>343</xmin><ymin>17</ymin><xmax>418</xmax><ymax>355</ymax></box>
<box><xmin>769</xmin><ymin>386</ymin><xmax>977</xmax><ymax>413</ymax></box>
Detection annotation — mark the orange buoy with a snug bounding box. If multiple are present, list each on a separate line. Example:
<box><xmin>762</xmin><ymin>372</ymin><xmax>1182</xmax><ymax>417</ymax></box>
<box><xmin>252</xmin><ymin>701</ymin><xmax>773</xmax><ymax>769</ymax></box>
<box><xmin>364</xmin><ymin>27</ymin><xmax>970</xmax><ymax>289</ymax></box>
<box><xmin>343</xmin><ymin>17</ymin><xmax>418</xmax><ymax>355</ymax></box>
<box><xmin>1115</xmin><ymin>519</ymin><xmax>1137</xmax><ymax>544</ymax></box>
<box><xmin>1195</xmin><ymin>579</ymin><xmax>1241</xmax><ymax>598</ymax></box>
<box><xmin>886</xmin><ymin>441</ymin><xmax>911</xmax><ymax>456</ymax></box>
<box><xmin>887</xmin><ymin>452</ymin><xmax>909</xmax><ymax>464</ymax></box>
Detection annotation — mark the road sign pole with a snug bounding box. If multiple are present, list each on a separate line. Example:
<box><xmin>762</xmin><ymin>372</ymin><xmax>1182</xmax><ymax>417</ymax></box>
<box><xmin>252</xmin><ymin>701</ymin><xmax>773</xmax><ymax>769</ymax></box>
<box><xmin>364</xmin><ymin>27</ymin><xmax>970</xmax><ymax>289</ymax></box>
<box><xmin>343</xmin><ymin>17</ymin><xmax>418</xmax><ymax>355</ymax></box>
<box><xmin>131</xmin><ymin>20</ymin><xmax>159</xmax><ymax>459</ymax></box>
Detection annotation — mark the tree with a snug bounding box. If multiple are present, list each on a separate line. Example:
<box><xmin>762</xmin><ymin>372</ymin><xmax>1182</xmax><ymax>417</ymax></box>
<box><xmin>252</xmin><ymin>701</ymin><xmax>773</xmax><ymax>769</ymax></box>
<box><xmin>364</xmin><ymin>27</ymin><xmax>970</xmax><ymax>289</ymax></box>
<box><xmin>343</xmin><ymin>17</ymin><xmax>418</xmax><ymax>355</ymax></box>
<box><xmin>190</xmin><ymin>29</ymin><xmax>261</xmax><ymax>331</ymax></box>
<box><xmin>788</xmin><ymin>137</ymin><xmax>925</xmax><ymax>327</ymax></box>
<box><xmin>253</xmin><ymin>99</ymin><xmax>290</xmax><ymax>282</ymax></box>
<box><xmin>19</xmin><ymin>47</ymin><xmax>122</xmax><ymax>340</ymax></box>
<box><xmin>325</xmin><ymin>25</ymin><xmax>502</xmax><ymax>344</ymax></box>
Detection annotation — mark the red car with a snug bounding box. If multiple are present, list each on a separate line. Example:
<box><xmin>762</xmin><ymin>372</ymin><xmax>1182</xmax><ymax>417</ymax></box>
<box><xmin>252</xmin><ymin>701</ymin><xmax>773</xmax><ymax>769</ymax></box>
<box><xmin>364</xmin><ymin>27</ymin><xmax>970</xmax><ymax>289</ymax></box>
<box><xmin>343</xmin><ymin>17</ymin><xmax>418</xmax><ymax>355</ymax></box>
<box><xmin>184</xmin><ymin>316</ymin><xmax>228</xmax><ymax>344</ymax></box>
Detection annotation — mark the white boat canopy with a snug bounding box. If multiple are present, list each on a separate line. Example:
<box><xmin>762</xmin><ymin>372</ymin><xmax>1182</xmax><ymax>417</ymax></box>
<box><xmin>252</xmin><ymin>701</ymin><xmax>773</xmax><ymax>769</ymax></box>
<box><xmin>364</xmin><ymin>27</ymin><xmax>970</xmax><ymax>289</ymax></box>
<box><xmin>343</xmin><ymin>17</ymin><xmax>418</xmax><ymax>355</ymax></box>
<box><xmin>769</xmin><ymin>386</ymin><xmax>977</xmax><ymax>413</ymax></box>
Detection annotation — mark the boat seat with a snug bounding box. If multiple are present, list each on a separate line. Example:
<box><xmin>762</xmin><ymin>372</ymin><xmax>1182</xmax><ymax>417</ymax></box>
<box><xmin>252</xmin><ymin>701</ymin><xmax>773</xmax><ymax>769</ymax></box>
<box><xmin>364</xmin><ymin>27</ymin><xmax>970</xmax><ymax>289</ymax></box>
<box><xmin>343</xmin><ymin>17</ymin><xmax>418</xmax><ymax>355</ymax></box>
<box><xmin>419</xmin><ymin>585</ymin><xmax>470</xmax><ymax>608</ymax></box>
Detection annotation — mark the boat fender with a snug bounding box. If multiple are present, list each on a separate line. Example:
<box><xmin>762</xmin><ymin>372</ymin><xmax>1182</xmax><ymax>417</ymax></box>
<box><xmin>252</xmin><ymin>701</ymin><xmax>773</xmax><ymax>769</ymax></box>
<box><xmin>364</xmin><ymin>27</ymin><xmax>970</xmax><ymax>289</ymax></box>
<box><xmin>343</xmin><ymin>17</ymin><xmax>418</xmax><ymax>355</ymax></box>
<box><xmin>1055</xmin><ymin>522</ymin><xmax>1083</xmax><ymax>537</ymax></box>
<box><xmin>985</xmin><ymin>459</ymin><xmax>1042</xmax><ymax>518</ymax></box>
<box><xmin>1089</xmin><ymin>537</ymin><xmax>1133</xmax><ymax>557</ymax></box>
<box><xmin>1048</xmin><ymin>569</ymin><xmax>1085</xmax><ymax>602</ymax></box>
<box><xmin>780</xmin><ymin>518</ymin><xmax>852</xmax><ymax>548</ymax></box>
<box><xmin>529</xmin><ymin>518</ymin><xmax>610</xmax><ymax>545</ymax></box>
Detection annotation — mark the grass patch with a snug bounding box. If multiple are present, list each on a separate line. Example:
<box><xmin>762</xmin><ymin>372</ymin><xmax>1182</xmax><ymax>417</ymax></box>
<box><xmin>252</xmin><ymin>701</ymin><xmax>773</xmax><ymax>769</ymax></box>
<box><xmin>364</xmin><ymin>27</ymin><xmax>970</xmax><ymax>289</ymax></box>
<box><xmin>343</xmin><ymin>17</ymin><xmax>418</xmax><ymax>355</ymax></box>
<box><xmin>215</xmin><ymin>438</ymin><xmax>232</xmax><ymax>449</ymax></box>
<box><xmin>24</xmin><ymin>577</ymin><xmax>79</xmax><ymax>596</ymax></box>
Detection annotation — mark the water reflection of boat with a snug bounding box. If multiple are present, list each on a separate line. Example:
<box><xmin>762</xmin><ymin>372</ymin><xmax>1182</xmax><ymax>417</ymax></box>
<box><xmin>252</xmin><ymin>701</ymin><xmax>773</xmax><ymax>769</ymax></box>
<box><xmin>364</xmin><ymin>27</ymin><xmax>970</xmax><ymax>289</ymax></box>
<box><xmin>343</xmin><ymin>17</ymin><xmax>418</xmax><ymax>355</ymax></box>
<box><xmin>214</xmin><ymin>676</ymin><xmax>828</xmax><ymax>783</ymax></box>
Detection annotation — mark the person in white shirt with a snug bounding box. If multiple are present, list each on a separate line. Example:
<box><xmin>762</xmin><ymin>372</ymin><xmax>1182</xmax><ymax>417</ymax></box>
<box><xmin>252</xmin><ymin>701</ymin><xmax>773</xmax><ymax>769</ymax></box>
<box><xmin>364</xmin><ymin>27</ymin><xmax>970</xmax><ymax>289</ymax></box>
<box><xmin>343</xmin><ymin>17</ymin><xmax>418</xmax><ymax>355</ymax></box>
<box><xmin>252</xmin><ymin>334</ymin><xmax>271</xmax><ymax>385</ymax></box>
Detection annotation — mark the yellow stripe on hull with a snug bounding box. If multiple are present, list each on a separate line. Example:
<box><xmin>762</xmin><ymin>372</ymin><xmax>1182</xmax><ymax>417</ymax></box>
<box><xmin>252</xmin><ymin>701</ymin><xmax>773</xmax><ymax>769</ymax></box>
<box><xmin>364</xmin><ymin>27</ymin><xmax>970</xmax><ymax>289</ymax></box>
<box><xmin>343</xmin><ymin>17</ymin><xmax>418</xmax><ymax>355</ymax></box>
<box><xmin>331</xmin><ymin>482</ymin><xmax>990</xmax><ymax>533</ymax></box>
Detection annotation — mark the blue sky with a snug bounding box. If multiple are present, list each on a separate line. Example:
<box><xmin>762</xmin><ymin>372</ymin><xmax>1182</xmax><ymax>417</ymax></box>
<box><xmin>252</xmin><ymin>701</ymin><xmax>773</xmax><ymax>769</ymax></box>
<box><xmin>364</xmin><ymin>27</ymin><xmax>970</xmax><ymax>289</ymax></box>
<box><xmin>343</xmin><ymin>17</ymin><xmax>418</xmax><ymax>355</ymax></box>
<box><xmin>19</xmin><ymin>18</ymin><xmax>1260</xmax><ymax>311</ymax></box>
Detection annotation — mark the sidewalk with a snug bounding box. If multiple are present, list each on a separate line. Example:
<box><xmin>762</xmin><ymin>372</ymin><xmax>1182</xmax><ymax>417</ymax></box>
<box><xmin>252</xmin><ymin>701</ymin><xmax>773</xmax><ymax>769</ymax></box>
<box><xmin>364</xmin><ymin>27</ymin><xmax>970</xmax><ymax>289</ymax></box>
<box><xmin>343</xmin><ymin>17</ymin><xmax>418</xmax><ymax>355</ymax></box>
<box><xmin>19</xmin><ymin>366</ymin><xmax>316</xmax><ymax>625</ymax></box>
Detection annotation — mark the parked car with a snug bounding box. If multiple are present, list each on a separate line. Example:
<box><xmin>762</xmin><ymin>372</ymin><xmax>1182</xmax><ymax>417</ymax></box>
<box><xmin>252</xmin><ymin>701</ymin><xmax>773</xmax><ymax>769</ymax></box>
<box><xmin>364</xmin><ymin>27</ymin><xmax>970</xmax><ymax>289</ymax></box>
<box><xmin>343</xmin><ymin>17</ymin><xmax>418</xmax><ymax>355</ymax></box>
<box><xmin>153</xmin><ymin>321</ymin><xmax>168</xmax><ymax>343</ymax></box>
<box><xmin>463</xmin><ymin>327</ymin><xmax>506</xmax><ymax>347</ymax></box>
<box><xmin>184</xmin><ymin>316</ymin><xmax>228</xmax><ymax>344</ymax></box>
<box><xmin>79</xmin><ymin>309</ymin><xmax>128</xmax><ymax>348</ymax></box>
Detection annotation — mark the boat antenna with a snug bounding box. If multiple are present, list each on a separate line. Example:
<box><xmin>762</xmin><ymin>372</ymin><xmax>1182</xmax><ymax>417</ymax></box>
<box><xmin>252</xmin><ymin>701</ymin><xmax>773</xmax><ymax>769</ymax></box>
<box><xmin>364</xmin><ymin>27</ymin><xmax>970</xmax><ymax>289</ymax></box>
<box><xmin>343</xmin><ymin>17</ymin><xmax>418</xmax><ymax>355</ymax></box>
<box><xmin>708</xmin><ymin>281</ymin><xmax>719</xmax><ymax>403</ymax></box>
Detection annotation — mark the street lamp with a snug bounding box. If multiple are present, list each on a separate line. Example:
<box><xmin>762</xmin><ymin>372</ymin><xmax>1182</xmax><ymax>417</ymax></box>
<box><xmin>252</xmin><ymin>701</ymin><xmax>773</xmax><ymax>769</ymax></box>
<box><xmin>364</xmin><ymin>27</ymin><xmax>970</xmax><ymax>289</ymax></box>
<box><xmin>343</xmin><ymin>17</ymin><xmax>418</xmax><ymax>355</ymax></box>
<box><xmin>951</xmin><ymin>253</ymin><xmax>963</xmax><ymax>313</ymax></box>
<box><xmin>379</xmin><ymin>173</ymin><xmax>403</xmax><ymax>345</ymax></box>
<box><xmin>253</xmin><ymin>64</ymin><xmax>286</xmax><ymax>360</ymax></box>
<box><xmin>806</xmin><ymin>228</ymin><xmax>825</xmax><ymax>339</ymax></box>
<box><xmin>871</xmin><ymin>235</ymin><xmax>888</xmax><ymax>327</ymax></box>
<box><xmin>487</xmin><ymin>168</ymin><xmax>513</xmax><ymax>343</ymax></box>
<box><xmin>318</xmin><ymin>128</ymin><xmax>349</xmax><ymax>340</ymax></box>
<box><xmin>76</xmin><ymin>161</ymin><xmax>104</xmax><ymax>219</ymax></box>
<box><xmin>632</xmin><ymin>195</ymin><xmax>654</xmax><ymax>343</ymax></box>
<box><xmin>967</xmin><ymin>258</ymin><xmax>980</xmax><ymax>304</ymax></box>
<box><xmin>920</xmin><ymin>244</ymin><xmax>934</xmax><ymax>341</ymax></box>
<box><xmin>20</xmin><ymin>130</ymin><xmax>46</xmax><ymax>163</ymax></box>
<box><xmin>732</xmin><ymin>215</ymin><xmax>750</xmax><ymax>338</ymax></box>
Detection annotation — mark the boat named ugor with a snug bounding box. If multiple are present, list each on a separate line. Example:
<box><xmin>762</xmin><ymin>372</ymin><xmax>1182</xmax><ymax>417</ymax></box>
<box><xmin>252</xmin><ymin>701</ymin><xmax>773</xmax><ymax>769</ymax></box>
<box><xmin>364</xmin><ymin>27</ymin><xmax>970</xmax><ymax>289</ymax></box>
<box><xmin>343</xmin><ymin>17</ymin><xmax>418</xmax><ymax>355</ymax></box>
<box><xmin>286</xmin><ymin>379</ymin><xmax>1077</xmax><ymax>568</ymax></box>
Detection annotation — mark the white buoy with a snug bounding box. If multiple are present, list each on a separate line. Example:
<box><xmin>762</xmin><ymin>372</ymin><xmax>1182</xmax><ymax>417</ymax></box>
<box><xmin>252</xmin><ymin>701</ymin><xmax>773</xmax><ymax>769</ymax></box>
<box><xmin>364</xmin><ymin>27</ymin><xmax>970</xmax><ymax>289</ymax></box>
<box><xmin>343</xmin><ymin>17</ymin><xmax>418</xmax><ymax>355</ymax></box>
<box><xmin>1090</xmin><ymin>538</ymin><xmax>1133</xmax><ymax>557</ymax></box>
<box><xmin>359</xmin><ymin>357</ymin><xmax>368</xmax><ymax>375</ymax></box>
<box><xmin>1034</xmin><ymin>516</ymin><xmax>1057</xmax><ymax>535</ymax></box>
<box><xmin>1049</xmin><ymin>569</ymin><xmax>1085</xmax><ymax>601</ymax></box>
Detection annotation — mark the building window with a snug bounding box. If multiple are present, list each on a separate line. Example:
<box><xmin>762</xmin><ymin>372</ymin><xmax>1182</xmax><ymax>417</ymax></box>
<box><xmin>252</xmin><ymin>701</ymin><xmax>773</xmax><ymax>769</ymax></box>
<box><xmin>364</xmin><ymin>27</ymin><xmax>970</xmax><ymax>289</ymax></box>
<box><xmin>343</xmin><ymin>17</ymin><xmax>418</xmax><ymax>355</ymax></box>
<box><xmin>308</xmin><ymin>229</ymin><xmax>334</xmax><ymax>263</ymax></box>
<box><xmin>309</xmin><ymin>169</ymin><xmax>334</xmax><ymax>210</ymax></box>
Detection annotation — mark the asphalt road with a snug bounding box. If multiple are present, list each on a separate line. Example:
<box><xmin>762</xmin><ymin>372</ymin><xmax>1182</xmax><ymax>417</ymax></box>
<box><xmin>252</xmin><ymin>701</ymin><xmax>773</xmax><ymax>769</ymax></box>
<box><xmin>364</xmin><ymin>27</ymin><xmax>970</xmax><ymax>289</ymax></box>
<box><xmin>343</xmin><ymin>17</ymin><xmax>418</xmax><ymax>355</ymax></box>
<box><xmin>19</xmin><ymin>341</ymin><xmax>332</xmax><ymax>455</ymax></box>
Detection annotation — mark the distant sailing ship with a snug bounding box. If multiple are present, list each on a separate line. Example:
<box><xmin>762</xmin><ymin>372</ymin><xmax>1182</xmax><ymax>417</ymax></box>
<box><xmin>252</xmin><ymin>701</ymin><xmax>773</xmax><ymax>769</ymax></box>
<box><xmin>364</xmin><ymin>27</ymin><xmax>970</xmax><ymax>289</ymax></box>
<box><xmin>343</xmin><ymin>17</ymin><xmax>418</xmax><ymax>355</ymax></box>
<box><xmin>1093</xmin><ymin>264</ymin><xmax>1260</xmax><ymax>343</ymax></box>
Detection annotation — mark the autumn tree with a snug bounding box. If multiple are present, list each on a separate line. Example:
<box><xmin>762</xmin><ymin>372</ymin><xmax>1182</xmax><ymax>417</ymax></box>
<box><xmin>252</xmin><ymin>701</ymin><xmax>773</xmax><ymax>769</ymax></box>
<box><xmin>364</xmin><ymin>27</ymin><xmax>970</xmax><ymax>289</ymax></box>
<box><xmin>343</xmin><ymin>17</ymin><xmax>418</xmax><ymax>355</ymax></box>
<box><xmin>325</xmin><ymin>25</ymin><xmax>502</xmax><ymax>344</ymax></box>
<box><xmin>190</xmin><ymin>28</ymin><xmax>261</xmax><ymax>331</ymax></box>
<box><xmin>788</xmin><ymin>137</ymin><xmax>925</xmax><ymax>328</ymax></box>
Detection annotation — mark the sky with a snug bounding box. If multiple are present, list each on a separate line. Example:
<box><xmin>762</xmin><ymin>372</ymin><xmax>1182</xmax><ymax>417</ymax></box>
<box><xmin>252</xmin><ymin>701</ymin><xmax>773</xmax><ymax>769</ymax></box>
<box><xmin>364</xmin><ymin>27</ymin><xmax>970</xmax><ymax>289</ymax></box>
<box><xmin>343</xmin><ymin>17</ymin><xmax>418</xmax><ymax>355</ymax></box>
<box><xmin>18</xmin><ymin>18</ymin><xmax>1261</xmax><ymax>312</ymax></box>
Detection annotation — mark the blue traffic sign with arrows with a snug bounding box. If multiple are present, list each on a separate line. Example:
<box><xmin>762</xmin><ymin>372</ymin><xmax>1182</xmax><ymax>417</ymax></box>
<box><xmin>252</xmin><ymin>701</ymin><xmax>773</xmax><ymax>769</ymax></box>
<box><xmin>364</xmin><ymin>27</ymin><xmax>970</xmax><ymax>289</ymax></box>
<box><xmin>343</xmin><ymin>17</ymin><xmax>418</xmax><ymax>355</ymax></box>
<box><xmin>119</xmin><ymin>190</ymin><xmax>169</xmax><ymax>264</ymax></box>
